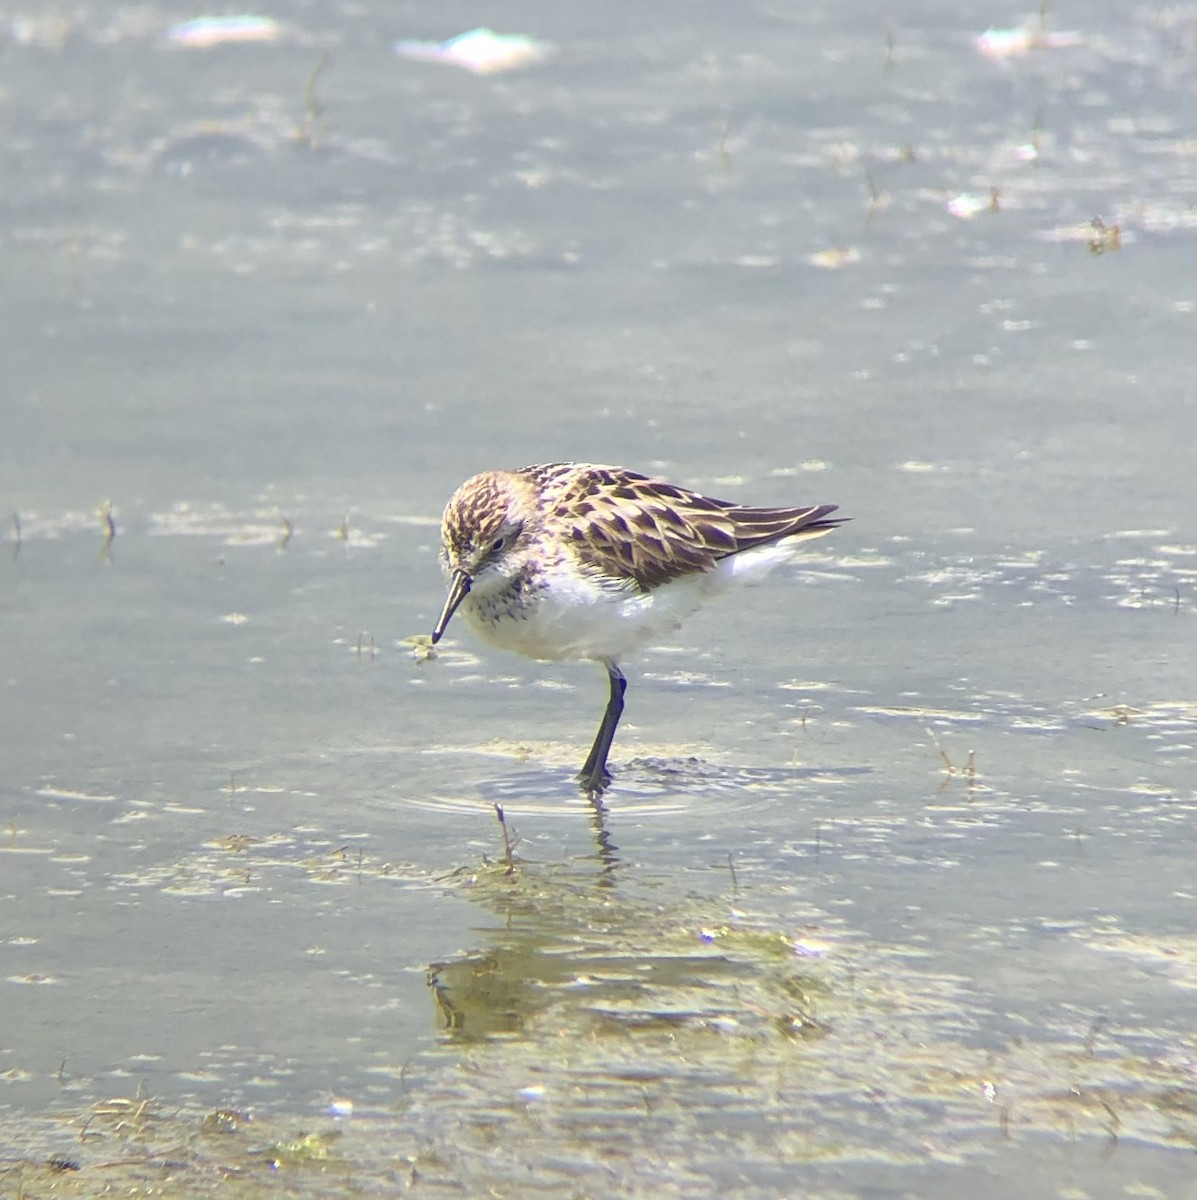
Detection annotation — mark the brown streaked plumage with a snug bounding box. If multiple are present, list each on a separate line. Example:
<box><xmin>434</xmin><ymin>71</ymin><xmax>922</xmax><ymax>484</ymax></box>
<box><xmin>432</xmin><ymin>463</ymin><xmax>847</xmax><ymax>799</ymax></box>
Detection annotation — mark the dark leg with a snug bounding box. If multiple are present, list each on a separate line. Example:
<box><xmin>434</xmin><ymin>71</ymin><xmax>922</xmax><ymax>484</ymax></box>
<box><xmin>577</xmin><ymin>663</ymin><xmax>626</xmax><ymax>797</ymax></box>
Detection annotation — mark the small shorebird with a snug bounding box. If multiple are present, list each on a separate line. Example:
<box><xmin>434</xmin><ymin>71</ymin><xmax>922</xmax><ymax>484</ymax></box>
<box><xmin>431</xmin><ymin>463</ymin><xmax>846</xmax><ymax>798</ymax></box>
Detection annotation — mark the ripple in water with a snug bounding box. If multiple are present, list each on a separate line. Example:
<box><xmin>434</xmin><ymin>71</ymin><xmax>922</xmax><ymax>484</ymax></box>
<box><xmin>397</xmin><ymin>758</ymin><xmax>869</xmax><ymax>818</ymax></box>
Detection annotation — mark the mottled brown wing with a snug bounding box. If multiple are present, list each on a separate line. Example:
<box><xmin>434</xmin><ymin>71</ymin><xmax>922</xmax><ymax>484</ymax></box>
<box><xmin>527</xmin><ymin>464</ymin><xmax>843</xmax><ymax>591</ymax></box>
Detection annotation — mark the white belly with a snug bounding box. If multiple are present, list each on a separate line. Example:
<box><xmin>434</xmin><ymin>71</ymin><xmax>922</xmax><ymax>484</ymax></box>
<box><xmin>460</xmin><ymin>540</ymin><xmax>799</xmax><ymax>665</ymax></box>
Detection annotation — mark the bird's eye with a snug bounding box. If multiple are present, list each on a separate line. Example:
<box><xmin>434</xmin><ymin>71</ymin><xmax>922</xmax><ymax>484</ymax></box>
<box><xmin>487</xmin><ymin>522</ymin><xmax>522</xmax><ymax>558</ymax></box>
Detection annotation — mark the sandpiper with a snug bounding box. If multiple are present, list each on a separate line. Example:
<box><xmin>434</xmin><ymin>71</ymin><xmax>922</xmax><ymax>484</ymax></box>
<box><xmin>432</xmin><ymin>463</ymin><xmax>846</xmax><ymax>798</ymax></box>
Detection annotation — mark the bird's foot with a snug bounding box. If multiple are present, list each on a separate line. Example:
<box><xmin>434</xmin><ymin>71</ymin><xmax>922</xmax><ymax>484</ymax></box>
<box><xmin>576</xmin><ymin>764</ymin><xmax>612</xmax><ymax>804</ymax></box>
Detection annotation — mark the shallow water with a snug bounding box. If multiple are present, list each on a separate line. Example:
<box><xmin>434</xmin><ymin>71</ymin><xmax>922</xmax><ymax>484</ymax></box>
<box><xmin>2</xmin><ymin>1</ymin><xmax>1195</xmax><ymax>1195</ymax></box>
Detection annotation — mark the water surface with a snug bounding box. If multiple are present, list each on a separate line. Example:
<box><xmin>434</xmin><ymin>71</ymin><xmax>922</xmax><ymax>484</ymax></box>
<box><xmin>1</xmin><ymin>1</ymin><xmax>1194</xmax><ymax>1195</ymax></box>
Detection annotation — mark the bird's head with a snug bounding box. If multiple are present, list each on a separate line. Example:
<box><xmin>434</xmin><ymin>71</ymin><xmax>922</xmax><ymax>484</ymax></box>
<box><xmin>432</xmin><ymin>471</ymin><xmax>533</xmax><ymax>642</ymax></box>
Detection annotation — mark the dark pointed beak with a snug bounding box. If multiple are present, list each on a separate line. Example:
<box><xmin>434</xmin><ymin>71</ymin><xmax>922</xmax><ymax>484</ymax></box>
<box><xmin>431</xmin><ymin>570</ymin><xmax>471</xmax><ymax>644</ymax></box>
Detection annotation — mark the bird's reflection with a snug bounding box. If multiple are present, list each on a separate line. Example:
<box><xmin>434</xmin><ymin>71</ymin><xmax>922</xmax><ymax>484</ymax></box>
<box><xmin>428</xmin><ymin>836</ymin><xmax>633</xmax><ymax>1042</ymax></box>
<box><xmin>425</xmin><ymin>829</ymin><xmax>829</xmax><ymax>1046</ymax></box>
<box><xmin>587</xmin><ymin>797</ymin><xmax>620</xmax><ymax>878</ymax></box>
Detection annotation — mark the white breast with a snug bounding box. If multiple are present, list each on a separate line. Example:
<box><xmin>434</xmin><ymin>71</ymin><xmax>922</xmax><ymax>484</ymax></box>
<box><xmin>461</xmin><ymin>539</ymin><xmax>804</xmax><ymax>665</ymax></box>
